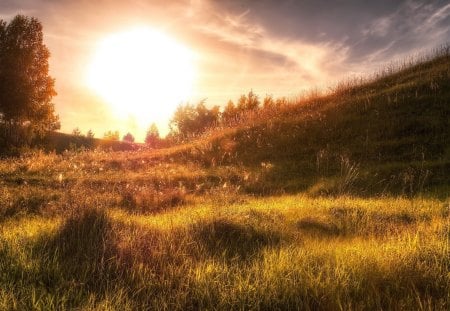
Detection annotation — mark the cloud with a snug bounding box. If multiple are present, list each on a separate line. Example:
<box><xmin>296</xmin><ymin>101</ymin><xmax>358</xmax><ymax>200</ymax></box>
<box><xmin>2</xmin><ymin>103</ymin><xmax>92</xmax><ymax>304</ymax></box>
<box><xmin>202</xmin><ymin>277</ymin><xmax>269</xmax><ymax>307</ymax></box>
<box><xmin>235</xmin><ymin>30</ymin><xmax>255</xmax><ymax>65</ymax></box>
<box><xmin>350</xmin><ymin>0</ymin><xmax>450</xmax><ymax>68</ymax></box>
<box><xmin>191</xmin><ymin>1</ymin><xmax>349</xmax><ymax>91</ymax></box>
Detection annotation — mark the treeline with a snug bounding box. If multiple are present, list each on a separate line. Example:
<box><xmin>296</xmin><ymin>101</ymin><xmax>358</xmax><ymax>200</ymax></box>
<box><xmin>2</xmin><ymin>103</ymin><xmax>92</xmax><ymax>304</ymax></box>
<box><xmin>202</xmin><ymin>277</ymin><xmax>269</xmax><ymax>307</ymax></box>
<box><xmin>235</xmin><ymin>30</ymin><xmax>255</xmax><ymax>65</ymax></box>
<box><xmin>66</xmin><ymin>123</ymin><xmax>163</xmax><ymax>150</ymax></box>
<box><xmin>92</xmin><ymin>90</ymin><xmax>293</xmax><ymax>150</ymax></box>
<box><xmin>167</xmin><ymin>90</ymin><xmax>293</xmax><ymax>141</ymax></box>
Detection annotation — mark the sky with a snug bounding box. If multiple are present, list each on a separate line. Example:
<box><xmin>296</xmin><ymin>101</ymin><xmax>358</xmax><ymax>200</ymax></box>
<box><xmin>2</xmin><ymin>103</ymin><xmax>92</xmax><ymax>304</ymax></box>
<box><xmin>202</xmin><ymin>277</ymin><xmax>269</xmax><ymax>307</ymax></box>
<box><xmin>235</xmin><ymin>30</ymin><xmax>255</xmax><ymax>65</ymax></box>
<box><xmin>1</xmin><ymin>0</ymin><xmax>450</xmax><ymax>141</ymax></box>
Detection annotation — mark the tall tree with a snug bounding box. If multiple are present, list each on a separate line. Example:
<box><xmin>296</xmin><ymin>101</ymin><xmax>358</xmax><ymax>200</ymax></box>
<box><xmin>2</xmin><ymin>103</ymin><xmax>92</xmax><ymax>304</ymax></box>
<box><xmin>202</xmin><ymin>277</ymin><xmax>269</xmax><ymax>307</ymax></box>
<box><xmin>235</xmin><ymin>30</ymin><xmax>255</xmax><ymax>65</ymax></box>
<box><xmin>0</xmin><ymin>15</ymin><xmax>59</xmax><ymax>146</ymax></box>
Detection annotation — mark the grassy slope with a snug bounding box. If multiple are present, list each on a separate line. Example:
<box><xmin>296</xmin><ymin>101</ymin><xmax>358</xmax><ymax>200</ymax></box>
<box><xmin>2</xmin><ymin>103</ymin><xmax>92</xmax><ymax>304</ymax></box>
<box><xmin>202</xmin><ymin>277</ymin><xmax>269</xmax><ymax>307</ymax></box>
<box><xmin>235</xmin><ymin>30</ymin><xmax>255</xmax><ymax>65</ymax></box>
<box><xmin>0</xmin><ymin>53</ymin><xmax>449</xmax><ymax>310</ymax></box>
<box><xmin>187</xmin><ymin>52</ymin><xmax>450</xmax><ymax>196</ymax></box>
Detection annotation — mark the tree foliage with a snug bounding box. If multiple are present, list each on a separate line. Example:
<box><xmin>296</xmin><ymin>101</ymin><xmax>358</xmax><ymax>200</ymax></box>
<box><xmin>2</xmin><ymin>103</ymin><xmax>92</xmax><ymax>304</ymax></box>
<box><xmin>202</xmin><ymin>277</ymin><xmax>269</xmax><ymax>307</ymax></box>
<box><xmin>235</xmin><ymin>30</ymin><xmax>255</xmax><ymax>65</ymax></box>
<box><xmin>0</xmin><ymin>15</ymin><xmax>59</xmax><ymax>147</ymax></box>
<box><xmin>86</xmin><ymin>130</ymin><xmax>95</xmax><ymax>139</ymax></box>
<box><xmin>72</xmin><ymin>127</ymin><xmax>82</xmax><ymax>136</ymax></box>
<box><xmin>103</xmin><ymin>130</ymin><xmax>119</xmax><ymax>141</ymax></box>
<box><xmin>170</xmin><ymin>100</ymin><xmax>220</xmax><ymax>138</ymax></box>
<box><xmin>222</xmin><ymin>100</ymin><xmax>239</xmax><ymax>124</ymax></box>
<box><xmin>237</xmin><ymin>90</ymin><xmax>260</xmax><ymax>111</ymax></box>
<box><xmin>145</xmin><ymin>123</ymin><xmax>160</xmax><ymax>148</ymax></box>
<box><xmin>122</xmin><ymin>132</ymin><xmax>135</xmax><ymax>143</ymax></box>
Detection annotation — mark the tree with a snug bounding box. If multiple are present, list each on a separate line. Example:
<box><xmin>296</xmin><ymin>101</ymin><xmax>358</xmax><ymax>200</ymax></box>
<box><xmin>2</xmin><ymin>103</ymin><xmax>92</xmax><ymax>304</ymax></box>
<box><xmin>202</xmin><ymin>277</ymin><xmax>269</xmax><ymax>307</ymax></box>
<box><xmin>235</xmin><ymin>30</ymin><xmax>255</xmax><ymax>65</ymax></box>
<box><xmin>169</xmin><ymin>103</ymin><xmax>197</xmax><ymax>137</ymax></box>
<box><xmin>86</xmin><ymin>129</ymin><xmax>95</xmax><ymax>149</ymax></box>
<box><xmin>122</xmin><ymin>132</ymin><xmax>135</xmax><ymax>143</ymax></box>
<box><xmin>145</xmin><ymin>123</ymin><xmax>160</xmax><ymax>148</ymax></box>
<box><xmin>263</xmin><ymin>95</ymin><xmax>275</xmax><ymax>110</ymax></box>
<box><xmin>0</xmin><ymin>15</ymin><xmax>59</xmax><ymax>147</ymax></box>
<box><xmin>103</xmin><ymin>130</ymin><xmax>119</xmax><ymax>141</ymax></box>
<box><xmin>169</xmin><ymin>100</ymin><xmax>220</xmax><ymax>138</ymax></box>
<box><xmin>195</xmin><ymin>102</ymin><xmax>220</xmax><ymax>131</ymax></box>
<box><xmin>222</xmin><ymin>100</ymin><xmax>238</xmax><ymax>124</ymax></box>
<box><xmin>86</xmin><ymin>129</ymin><xmax>95</xmax><ymax>139</ymax></box>
<box><xmin>72</xmin><ymin>127</ymin><xmax>82</xmax><ymax>136</ymax></box>
<box><xmin>237</xmin><ymin>90</ymin><xmax>260</xmax><ymax>112</ymax></box>
<box><xmin>275</xmin><ymin>96</ymin><xmax>289</xmax><ymax>109</ymax></box>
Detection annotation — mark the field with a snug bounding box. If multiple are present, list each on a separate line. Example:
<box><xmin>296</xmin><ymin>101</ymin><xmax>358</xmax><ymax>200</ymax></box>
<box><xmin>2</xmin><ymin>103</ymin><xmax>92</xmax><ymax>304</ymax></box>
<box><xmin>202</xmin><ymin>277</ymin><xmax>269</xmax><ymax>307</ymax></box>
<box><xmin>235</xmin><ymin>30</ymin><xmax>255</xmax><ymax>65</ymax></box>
<box><xmin>1</xmin><ymin>51</ymin><xmax>450</xmax><ymax>310</ymax></box>
<box><xmin>0</xmin><ymin>149</ymin><xmax>448</xmax><ymax>310</ymax></box>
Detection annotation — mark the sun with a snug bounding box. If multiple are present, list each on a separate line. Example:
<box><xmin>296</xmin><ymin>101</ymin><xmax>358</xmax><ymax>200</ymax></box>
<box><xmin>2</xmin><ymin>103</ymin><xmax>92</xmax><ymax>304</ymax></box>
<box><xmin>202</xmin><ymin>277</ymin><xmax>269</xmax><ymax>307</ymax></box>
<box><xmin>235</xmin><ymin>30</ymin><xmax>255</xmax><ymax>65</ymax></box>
<box><xmin>87</xmin><ymin>27</ymin><xmax>196</xmax><ymax>128</ymax></box>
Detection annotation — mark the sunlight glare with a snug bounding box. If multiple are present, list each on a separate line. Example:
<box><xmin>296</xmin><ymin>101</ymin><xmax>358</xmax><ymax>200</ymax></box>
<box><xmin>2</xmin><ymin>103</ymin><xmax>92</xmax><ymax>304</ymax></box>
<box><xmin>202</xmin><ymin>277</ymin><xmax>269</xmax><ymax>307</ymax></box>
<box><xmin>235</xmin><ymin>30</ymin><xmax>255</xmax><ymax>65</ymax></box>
<box><xmin>87</xmin><ymin>27</ymin><xmax>196</xmax><ymax>129</ymax></box>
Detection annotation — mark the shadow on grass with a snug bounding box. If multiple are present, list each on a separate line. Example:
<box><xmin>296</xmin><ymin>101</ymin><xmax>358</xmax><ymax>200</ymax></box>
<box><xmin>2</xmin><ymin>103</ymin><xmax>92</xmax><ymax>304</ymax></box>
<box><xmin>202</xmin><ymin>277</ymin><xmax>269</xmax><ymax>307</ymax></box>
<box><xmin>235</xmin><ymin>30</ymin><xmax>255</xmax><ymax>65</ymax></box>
<box><xmin>28</xmin><ymin>208</ymin><xmax>123</xmax><ymax>308</ymax></box>
<box><xmin>0</xmin><ymin>208</ymin><xmax>122</xmax><ymax>309</ymax></box>
<box><xmin>297</xmin><ymin>217</ymin><xmax>341</xmax><ymax>237</ymax></box>
<box><xmin>190</xmin><ymin>218</ymin><xmax>281</xmax><ymax>262</ymax></box>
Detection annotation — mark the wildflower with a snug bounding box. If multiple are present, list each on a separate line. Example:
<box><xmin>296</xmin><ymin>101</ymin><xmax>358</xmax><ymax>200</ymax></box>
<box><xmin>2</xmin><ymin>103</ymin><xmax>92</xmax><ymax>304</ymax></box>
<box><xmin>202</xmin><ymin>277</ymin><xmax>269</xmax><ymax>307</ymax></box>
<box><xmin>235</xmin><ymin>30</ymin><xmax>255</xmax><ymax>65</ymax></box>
<box><xmin>58</xmin><ymin>173</ymin><xmax>63</xmax><ymax>183</ymax></box>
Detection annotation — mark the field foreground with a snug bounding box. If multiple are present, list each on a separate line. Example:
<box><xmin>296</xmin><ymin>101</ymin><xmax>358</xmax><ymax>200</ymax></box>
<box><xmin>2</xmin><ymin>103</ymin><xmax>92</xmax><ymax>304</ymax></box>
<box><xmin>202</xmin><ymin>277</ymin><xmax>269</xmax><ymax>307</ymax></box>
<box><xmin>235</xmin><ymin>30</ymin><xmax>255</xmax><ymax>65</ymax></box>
<box><xmin>0</xmin><ymin>151</ymin><xmax>449</xmax><ymax>310</ymax></box>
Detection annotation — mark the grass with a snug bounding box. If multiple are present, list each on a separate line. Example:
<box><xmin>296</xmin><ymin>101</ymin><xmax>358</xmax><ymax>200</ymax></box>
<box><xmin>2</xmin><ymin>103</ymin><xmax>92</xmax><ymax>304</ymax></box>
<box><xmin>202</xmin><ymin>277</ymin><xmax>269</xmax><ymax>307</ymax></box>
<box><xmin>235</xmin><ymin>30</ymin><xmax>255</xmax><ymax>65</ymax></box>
<box><xmin>0</xmin><ymin>149</ymin><xmax>449</xmax><ymax>310</ymax></box>
<box><xmin>0</xmin><ymin>49</ymin><xmax>449</xmax><ymax>309</ymax></box>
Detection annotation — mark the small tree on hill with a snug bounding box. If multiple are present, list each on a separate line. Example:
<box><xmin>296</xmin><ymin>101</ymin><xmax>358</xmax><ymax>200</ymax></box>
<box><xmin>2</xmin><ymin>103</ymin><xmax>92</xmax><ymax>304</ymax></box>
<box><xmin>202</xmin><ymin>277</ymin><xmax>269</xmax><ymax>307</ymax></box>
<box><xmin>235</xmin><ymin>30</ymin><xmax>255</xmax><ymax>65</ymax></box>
<box><xmin>170</xmin><ymin>103</ymin><xmax>197</xmax><ymax>137</ymax></box>
<box><xmin>0</xmin><ymin>15</ymin><xmax>59</xmax><ymax>147</ymax></box>
<box><xmin>122</xmin><ymin>132</ymin><xmax>135</xmax><ymax>143</ymax></box>
<box><xmin>103</xmin><ymin>130</ymin><xmax>119</xmax><ymax>141</ymax></box>
<box><xmin>237</xmin><ymin>90</ymin><xmax>260</xmax><ymax>112</ymax></box>
<box><xmin>169</xmin><ymin>100</ymin><xmax>220</xmax><ymax>138</ymax></box>
<box><xmin>222</xmin><ymin>100</ymin><xmax>238</xmax><ymax>124</ymax></box>
<box><xmin>263</xmin><ymin>95</ymin><xmax>275</xmax><ymax>110</ymax></box>
<box><xmin>145</xmin><ymin>123</ymin><xmax>160</xmax><ymax>148</ymax></box>
<box><xmin>86</xmin><ymin>129</ymin><xmax>95</xmax><ymax>139</ymax></box>
<box><xmin>85</xmin><ymin>129</ymin><xmax>95</xmax><ymax>149</ymax></box>
<box><xmin>195</xmin><ymin>102</ymin><xmax>220</xmax><ymax>131</ymax></box>
<box><xmin>72</xmin><ymin>127</ymin><xmax>82</xmax><ymax>136</ymax></box>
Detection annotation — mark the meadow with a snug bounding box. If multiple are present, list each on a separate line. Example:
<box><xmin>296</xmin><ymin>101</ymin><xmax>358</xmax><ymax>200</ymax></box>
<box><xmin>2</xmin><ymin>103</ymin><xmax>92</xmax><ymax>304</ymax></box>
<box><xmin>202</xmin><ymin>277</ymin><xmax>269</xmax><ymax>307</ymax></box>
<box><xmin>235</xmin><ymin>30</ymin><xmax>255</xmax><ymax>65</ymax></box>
<box><xmin>1</xmin><ymin>49</ymin><xmax>449</xmax><ymax>310</ymax></box>
<box><xmin>0</xmin><ymin>147</ymin><xmax>448</xmax><ymax>310</ymax></box>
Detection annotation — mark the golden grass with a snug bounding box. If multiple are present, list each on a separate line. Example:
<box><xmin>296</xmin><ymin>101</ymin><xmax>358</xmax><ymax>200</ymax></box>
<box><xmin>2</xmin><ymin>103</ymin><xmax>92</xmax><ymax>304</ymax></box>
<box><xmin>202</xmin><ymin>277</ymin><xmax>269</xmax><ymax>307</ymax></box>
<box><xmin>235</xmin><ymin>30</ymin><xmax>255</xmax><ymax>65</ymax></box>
<box><xmin>1</xmin><ymin>161</ymin><xmax>449</xmax><ymax>310</ymax></box>
<box><xmin>1</xmin><ymin>50</ymin><xmax>450</xmax><ymax>307</ymax></box>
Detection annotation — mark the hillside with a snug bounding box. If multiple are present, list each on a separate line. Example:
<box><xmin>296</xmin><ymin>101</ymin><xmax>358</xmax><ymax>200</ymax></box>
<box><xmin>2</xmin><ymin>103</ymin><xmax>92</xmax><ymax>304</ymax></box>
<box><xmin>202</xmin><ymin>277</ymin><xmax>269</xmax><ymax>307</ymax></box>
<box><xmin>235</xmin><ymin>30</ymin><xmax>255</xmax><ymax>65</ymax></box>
<box><xmin>162</xmin><ymin>50</ymin><xmax>450</xmax><ymax>196</ymax></box>
<box><xmin>0</xmin><ymin>51</ymin><xmax>449</xmax><ymax>310</ymax></box>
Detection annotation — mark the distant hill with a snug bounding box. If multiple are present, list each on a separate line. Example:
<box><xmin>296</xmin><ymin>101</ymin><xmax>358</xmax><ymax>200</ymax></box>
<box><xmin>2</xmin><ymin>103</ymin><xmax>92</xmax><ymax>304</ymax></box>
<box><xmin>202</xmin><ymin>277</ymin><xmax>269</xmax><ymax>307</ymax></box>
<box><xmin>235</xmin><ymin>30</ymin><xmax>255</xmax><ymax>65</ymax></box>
<box><xmin>40</xmin><ymin>131</ymin><xmax>142</xmax><ymax>153</ymax></box>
